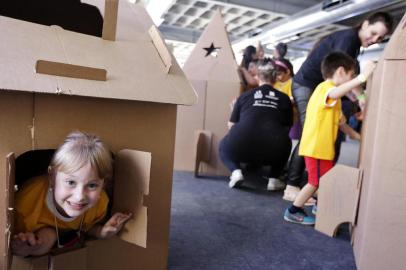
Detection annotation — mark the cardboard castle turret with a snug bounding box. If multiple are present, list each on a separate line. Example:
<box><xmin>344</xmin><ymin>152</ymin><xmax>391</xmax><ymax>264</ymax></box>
<box><xmin>0</xmin><ymin>0</ymin><xmax>197</xmax><ymax>269</ymax></box>
<box><xmin>174</xmin><ymin>10</ymin><xmax>240</xmax><ymax>176</ymax></box>
<box><xmin>315</xmin><ymin>12</ymin><xmax>406</xmax><ymax>270</ymax></box>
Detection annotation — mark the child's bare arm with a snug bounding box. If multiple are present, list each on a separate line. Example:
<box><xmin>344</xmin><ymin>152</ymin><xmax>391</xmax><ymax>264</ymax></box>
<box><xmin>340</xmin><ymin>122</ymin><xmax>361</xmax><ymax>141</ymax></box>
<box><xmin>12</xmin><ymin>227</ymin><xmax>56</xmax><ymax>257</ymax></box>
<box><xmin>88</xmin><ymin>212</ymin><xmax>132</xmax><ymax>239</ymax></box>
<box><xmin>328</xmin><ymin>61</ymin><xmax>376</xmax><ymax>100</ymax></box>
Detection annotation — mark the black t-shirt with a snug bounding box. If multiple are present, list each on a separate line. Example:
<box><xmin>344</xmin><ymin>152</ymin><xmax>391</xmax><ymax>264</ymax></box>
<box><xmin>230</xmin><ymin>84</ymin><xmax>293</xmax><ymax>135</ymax></box>
<box><xmin>294</xmin><ymin>28</ymin><xmax>361</xmax><ymax>90</ymax></box>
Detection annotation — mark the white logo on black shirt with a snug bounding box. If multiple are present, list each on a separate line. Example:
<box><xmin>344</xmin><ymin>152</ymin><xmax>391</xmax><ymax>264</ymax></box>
<box><xmin>254</xmin><ymin>90</ymin><xmax>263</xmax><ymax>99</ymax></box>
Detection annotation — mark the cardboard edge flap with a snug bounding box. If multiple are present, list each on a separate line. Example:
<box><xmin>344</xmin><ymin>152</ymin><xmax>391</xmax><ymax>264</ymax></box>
<box><xmin>35</xmin><ymin>60</ymin><xmax>107</xmax><ymax>81</ymax></box>
<box><xmin>148</xmin><ymin>25</ymin><xmax>173</xmax><ymax>74</ymax></box>
<box><xmin>193</xmin><ymin>130</ymin><xmax>212</xmax><ymax>177</ymax></box>
<box><xmin>4</xmin><ymin>153</ymin><xmax>15</xmax><ymax>270</ymax></box>
<box><xmin>102</xmin><ymin>0</ymin><xmax>119</xmax><ymax>41</ymax></box>
<box><xmin>112</xmin><ymin>149</ymin><xmax>151</xmax><ymax>248</ymax></box>
<box><xmin>315</xmin><ymin>164</ymin><xmax>361</xmax><ymax>237</ymax></box>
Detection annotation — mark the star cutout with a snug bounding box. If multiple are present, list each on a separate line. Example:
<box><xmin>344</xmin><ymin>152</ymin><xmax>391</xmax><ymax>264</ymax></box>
<box><xmin>203</xmin><ymin>42</ymin><xmax>221</xmax><ymax>57</ymax></box>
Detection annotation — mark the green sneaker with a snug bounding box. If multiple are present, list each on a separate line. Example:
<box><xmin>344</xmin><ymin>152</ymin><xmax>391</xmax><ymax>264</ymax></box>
<box><xmin>284</xmin><ymin>208</ymin><xmax>315</xmax><ymax>225</ymax></box>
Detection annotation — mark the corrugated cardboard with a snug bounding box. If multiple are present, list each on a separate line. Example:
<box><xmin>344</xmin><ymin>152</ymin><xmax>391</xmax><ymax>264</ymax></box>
<box><xmin>315</xmin><ymin>12</ymin><xmax>406</xmax><ymax>270</ymax></box>
<box><xmin>0</xmin><ymin>1</ymin><xmax>196</xmax><ymax>269</ymax></box>
<box><xmin>174</xmin><ymin>10</ymin><xmax>240</xmax><ymax>176</ymax></box>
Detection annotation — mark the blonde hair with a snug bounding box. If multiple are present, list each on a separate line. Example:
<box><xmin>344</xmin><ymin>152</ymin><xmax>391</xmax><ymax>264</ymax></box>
<box><xmin>50</xmin><ymin>131</ymin><xmax>112</xmax><ymax>180</ymax></box>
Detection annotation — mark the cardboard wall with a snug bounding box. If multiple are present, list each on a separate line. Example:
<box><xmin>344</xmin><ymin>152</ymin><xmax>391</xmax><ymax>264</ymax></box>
<box><xmin>3</xmin><ymin>92</ymin><xmax>177</xmax><ymax>270</ymax></box>
<box><xmin>174</xmin><ymin>10</ymin><xmax>240</xmax><ymax>176</ymax></box>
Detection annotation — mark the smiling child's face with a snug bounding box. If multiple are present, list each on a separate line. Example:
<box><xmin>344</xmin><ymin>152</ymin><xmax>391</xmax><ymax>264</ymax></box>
<box><xmin>53</xmin><ymin>162</ymin><xmax>104</xmax><ymax>218</ymax></box>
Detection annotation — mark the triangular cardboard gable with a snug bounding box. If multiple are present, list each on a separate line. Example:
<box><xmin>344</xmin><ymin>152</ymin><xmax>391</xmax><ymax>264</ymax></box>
<box><xmin>0</xmin><ymin>0</ymin><xmax>197</xmax><ymax>106</ymax></box>
<box><xmin>182</xmin><ymin>9</ymin><xmax>240</xmax><ymax>83</ymax></box>
<box><xmin>175</xmin><ymin>10</ymin><xmax>240</xmax><ymax>175</ymax></box>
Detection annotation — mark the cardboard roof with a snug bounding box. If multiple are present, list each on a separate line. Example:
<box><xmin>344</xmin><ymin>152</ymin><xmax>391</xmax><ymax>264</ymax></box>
<box><xmin>182</xmin><ymin>10</ymin><xmax>240</xmax><ymax>83</ymax></box>
<box><xmin>0</xmin><ymin>0</ymin><xmax>197</xmax><ymax>106</ymax></box>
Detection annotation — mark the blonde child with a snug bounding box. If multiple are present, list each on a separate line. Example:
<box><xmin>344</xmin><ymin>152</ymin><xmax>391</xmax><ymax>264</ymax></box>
<box><xmin>12</xmin><ymin>131</ymin><xmax>132</xmax><ymax>256</ymax></box>
<box><xmin>283</xmin><ymin>52</ymin><xmax>375</xmax><ymax>225</ymax></box>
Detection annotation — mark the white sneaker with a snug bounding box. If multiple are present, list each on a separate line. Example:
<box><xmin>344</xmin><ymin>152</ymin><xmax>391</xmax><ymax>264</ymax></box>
<box><xmin>229</xmin><ymin>169</ymin><xmax>244</xmax><ymax>188</ymax></box>
<box><xmin>267</xmin><ymin>178</ymin><xmax>285</xmax><ymax>191</ymax></box>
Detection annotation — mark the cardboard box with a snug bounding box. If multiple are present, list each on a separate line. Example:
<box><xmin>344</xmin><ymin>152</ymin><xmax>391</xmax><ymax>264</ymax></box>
<box><xmin>315</xmin><ymin>12</ymin><xmax>406</xmax><ymax>270</ymax></box>
<box><xmin>174</xmin><ymin>10</ymin><xmax>241</xmax><ymax>176</ymax></box>
<box><xmin>0</xmin><ymin>1</ymin><xmax>197</xmax><ymax>269</ymax></box>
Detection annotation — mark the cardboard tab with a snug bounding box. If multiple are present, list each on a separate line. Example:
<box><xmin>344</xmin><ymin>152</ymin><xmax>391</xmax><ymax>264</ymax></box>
<box><xmin>148</xmin><ymin>25</ymin><xmax>172</xmax><ymax>74</ymax></box>
<box><xmin>315</xmin><ymin>165</ymin><xmax>361</xmax><ymax>236</ymax></box>
<box><xmin>193</xmin><ymin>130</ymin><xmax>212</xmax><ymax>177</ymax></box>
<box><xmin>112</xmin><ymin>149</ymin><xmax>151</xmax><ymax>248</ymax></box>
<box><xmin>35</xmin><ymin>60</ymin><xmax>107</xmax><ymax>81</ymax></box>
<box><xmin>102</xmin><ymin>0</ymin><xmax>119</xmax><ymax>41</ymax></box>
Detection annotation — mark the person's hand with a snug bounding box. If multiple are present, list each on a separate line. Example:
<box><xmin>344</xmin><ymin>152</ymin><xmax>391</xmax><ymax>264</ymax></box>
<box><xmin>99</xmin><ymin>212</ymin><xmax>132</xmax><ymax>239</ymax></box>
<box><xmin>12</xmin><ymin>232</ymin><xmax>42</xmax><ymax>257</ymax></box>
<box><xmin>362</xmin><ymin>60</ymin><xmax>376</xmax><ymax>79</ymax></box>
<box><xmin>349</xmin><ymin>131</ymin><xmax>361</xmax><ymax>141</ymax></box>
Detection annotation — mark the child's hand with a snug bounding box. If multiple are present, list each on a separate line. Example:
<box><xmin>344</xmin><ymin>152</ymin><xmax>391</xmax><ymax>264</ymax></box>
<box><xmin>362</xmin><ymin>60</ymin><xmax>376</xmax><ymax>79</ymax></box>
<box><xmin>349</xmin><ymin>131</ymin><xmax>361</xmax><ymax>141</ymax></box>
<box><xmin>12</xmin><ymin>232</ymin><xmax>42</xmax><ymax>257</ymax></box>
<box><xmin>99</xmin><ymin>212</ymin><xmax>132</xmax><ymax>239</ymax></box>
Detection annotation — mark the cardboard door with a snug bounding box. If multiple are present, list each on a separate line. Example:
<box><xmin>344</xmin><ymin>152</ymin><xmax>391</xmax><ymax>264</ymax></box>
<box><xmin>112</xmin><ymin>149</ymin><xmax>151</xmax><ymax>248</ymax></box>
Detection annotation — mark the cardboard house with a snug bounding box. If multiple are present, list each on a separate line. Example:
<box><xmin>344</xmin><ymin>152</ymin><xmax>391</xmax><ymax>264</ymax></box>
<box><xmin>0</xmin><ymin>0</ymin><xmax>197</xmax><ymax>269</ymax></box>
<box><xmin>174</xmin><ymin>10</ymin><xmax>241</xmax><ymax>176</ymax></box>
<box><xmin>315</xmin><ymin>12</ymin><xmax>406</xmax><ymax>270</ymax></box>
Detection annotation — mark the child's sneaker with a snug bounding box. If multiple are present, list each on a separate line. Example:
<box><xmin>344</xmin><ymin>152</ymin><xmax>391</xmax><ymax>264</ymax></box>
<box><xmin>312</xmin><ymin>204</ymin><xmax>317</xmax><ymax>215</ymax></box>
<box><xmin>283</xmin><ymin>208</ymin><xmax>315</xmax><ymax>225</ymax></box>
<box><xmin>266</xmin><ymin>178</ymin><xmax>285</xmax><ymax>191</ymax></box>
<box><xmin>229</xmin><ymin>169</ymin><xmax>244</xmax><ymax>188</ymax></box>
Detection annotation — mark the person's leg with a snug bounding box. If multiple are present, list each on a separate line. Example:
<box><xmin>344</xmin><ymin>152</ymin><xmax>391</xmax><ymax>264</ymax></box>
<box><xmin>219</xmin><ymin>139</ymin><xmax>240</xmax><ymax>172</ymax></box>
<box><xmin>284</xmin><ymin>82</ymin><xmax>313</xmax><ymax>199</ymax></box>
<box><xmin>219</xmin><ymin>138</ymin><xmax>243</xmax><ymax>188</ymax></box>
<box><xmin>284</xmin><ymin>157</ymin><xmax>332</xmax><ymax>225</ymax></box>
<box><xmin>267</xmin><ymin>139</ymin><xmax>291</xmax><ymax>191</ymax></box>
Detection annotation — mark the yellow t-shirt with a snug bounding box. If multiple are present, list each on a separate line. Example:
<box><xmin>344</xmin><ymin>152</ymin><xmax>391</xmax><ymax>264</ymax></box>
<box><xmin>273</xmin><ymin>78</ymin><xmax>293</xmax><ymax>98</ymax></box>
<box><xmin>15</xmin><ymin>175</ymin><xmax>108</xmax><ymax>233</ymax></box>
<box><xmin>299</xmin><ymin>80</ymin><xmax>342</xmax><ymax>160</ymax></box>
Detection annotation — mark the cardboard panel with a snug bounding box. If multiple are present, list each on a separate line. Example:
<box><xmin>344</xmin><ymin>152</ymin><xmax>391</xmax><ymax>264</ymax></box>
<box><xmin>113</xmin><ymin>149</ymin><xmax>151</xmax><ymax>248</ymax></box>
<box><xmin>194</xmin><ymin>130</ymin><xmax>212</xmax><ymax>177</ymax></box>
<box><xmin>174</xmin><ymin>80</ymin><xmax>207</xmax><ymax>171</ymax></box>
<box><xmin>50</xmin><ymin>248</ymin><xmax>87</xmax><ymax>270</ymax></box>
<box><xmin>33</xmin><ymin>95</ymin><xmax>176</xmax><ymax>270</ymax></box>
<box><xmin>0</xmin><ymin>3</ymin><xmax>197</xmax><ymax>106</ymax></box>
<box><xmin>315</xmin><ymin>165</ymin><xmax>361</xmax><ymax>236</ymax></box>
<box><xmin>11</xmin><ymin>256</ymin><xmax>48</xmax><ymax>270</ymax></box>
<box><xmin>353</xmin><ymin>60</ymin><xmax>406</xmax><ymax>270</ymax></box>
<box><xmin>202</xmin><ymin>80</ymin><xmax>240</xmax><ymax>176</ymax></box>
<box><xmin>4</xmin><ymin>153</ymin><xmax>15</xmax><ymax>270</ymax></box>
<box><xmin>0</xmin><ymin>92</ymin><xmax>33</xmax><ymax>269</ymax></box>
<box><xmin>35</xmin><ymin>60</ymin><xmax>107</xmax><ymax>81</ymax></box>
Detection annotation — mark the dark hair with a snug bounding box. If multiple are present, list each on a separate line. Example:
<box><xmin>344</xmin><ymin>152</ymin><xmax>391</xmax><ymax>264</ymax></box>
<box><xmin>241</xmin><ymin>45</ymin><xmax>257</xmax><ymax>69</ymax></box>
<box><xmin>365</xmin><ymin>12</ymin><xmax>393</xmax><ymax>33</ymax></box>
<box><xmin>257</xmin><ymin>58</ymin><xmax>277</xmax><ymax>84</ymax></box>
<box><xmin>275</xmin><ymin>58</ymin><xmax>294</xmax><ymax>76</ymax></box>
<box><xmin>275</xmin><ymin>42</ymin><xmax>287</xmax><ymax>58</ymax></box>
<box><xmin>321</xmin><ymin>52</ymin><xmax>356</xmax><ymax>79</ymax></box>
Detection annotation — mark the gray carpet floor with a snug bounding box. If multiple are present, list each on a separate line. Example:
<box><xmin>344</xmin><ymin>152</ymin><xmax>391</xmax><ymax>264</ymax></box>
<box><xmin>168</xmin><ymin>139</ymin><xmax>359</xmax><ymax>270</ymax></box>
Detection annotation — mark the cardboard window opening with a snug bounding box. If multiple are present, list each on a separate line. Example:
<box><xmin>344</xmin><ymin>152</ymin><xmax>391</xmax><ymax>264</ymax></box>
<box><xmin>7</xmin><ymin>148</ymin><xmax>150</xmax><ymax>269</ymax></box>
